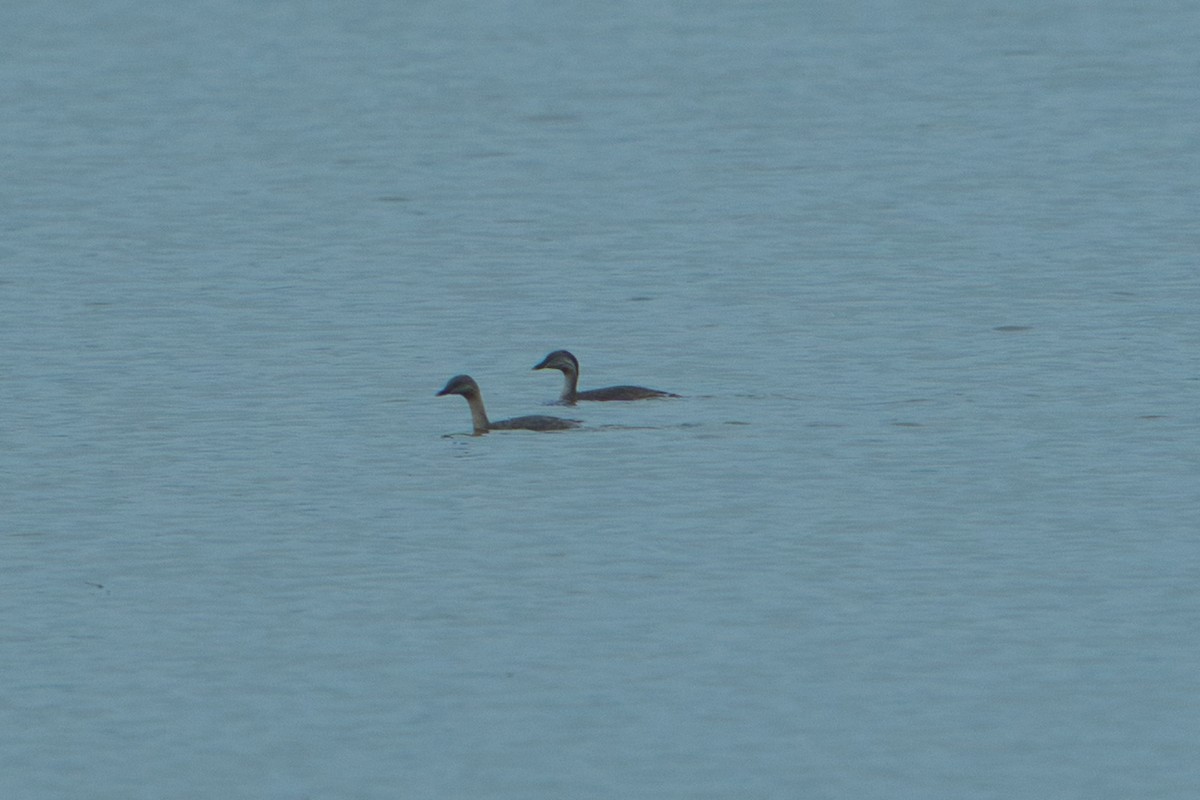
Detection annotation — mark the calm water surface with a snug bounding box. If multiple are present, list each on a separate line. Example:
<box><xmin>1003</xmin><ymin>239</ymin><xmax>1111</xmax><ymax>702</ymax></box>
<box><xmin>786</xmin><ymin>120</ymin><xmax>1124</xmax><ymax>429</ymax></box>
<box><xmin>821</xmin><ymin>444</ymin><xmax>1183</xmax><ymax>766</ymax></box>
<box><xmin>3</xmin><ymin>1</ymin><xmax>1198</xmax><ymax>798</ymax></box>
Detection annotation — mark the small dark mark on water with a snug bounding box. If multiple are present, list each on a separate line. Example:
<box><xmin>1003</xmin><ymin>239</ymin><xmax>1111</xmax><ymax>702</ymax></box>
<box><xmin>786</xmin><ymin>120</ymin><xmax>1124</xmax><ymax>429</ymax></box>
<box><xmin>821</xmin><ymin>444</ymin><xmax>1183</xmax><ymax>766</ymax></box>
<box><xmin>628</xmin><ymin>295</ymin><xmax>654</xmax><ymax>302</ymax></box>
<box><xmin>590</xmin><ymin>424</ymin><xmax>659</xmax><ymax>431</ymax></box>
<box><xmin>523</xmin><ymin>113</ymin><xmax>580</xmax><ymax>124</ymax></box>
<box><xmin>892</xmin><ymin>421</ymin><xmax>923</xmax><ymax>427</ymax></box>
<box><xmin>886</xmin><ymin>397</ymin><xmax>934</xmax><ymax>406</ymax></box>
<box><xmin>1138</xmin><ymin>415</ymin><xmax>1168</xmax><ymax>420</ymax></box>
<box><xmin>376</xmin><ymin>196</ymin><xmax>411</xmax><ymax>203</ymax></box>
<box><xmin>730</xmin><ymin>393</ymin><xmax>808</xmax><ymax>401</ymax></box>
<box><xmin>724</xmin><ymin>420</ymin><xmax>751</xmax><ymax>426</ymax></box>
<box><xmin>994</xmin><ymin>325</ymin><xmax>1032</xmax><ymax>332</ymax></box>
<box><xmin>85</xmin><ymin>582</ymin><xmax>104</xmax><ymax>590</ymax></box>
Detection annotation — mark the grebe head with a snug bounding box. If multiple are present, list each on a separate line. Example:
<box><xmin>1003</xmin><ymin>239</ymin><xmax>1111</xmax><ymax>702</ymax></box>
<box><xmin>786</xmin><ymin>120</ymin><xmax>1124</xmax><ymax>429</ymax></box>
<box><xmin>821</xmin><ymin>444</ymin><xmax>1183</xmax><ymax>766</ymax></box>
<box><xmin>435</xmin><ymin>374</ymin><xmax>480</xmax><ymax>398</ymax></box>
<box><xmin>532</xmin><ymin>350</ymin><xmax>579</xmax><ymax>375</ymax></box>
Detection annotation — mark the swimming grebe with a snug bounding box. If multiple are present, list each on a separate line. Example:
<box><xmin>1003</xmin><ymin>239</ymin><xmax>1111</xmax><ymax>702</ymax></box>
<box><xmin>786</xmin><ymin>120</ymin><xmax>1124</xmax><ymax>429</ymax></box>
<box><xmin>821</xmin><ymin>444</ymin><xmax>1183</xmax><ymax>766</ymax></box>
<box><xmin>532</xmin><ymin>350</ymin><xmax>680</xmax><ymax>405</ymax></box>
<box><xmin>436</xmin><ymin>375</ymin><xmax>582</xmax><ymax>435</ymax></box>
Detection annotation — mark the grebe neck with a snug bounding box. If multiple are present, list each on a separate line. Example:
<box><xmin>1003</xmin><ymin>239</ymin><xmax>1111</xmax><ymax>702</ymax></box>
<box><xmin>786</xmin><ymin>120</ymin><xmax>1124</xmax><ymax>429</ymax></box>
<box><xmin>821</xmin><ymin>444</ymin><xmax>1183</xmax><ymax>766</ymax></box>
<box><xmin>559</xmin><ymin>368</ymin><xmax>579</xmax><ymax>404</ymax></box>
<box><xmin>463</xmin><ymin>392</ymin><xmax>491</xmax><ymax>435</ymax></box>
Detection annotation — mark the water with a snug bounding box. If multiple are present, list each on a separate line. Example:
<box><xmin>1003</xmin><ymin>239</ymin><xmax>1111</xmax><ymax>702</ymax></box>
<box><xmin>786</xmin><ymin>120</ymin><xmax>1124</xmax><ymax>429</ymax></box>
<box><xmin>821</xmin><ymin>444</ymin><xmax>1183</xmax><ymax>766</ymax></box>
<box><xmin>3</xmin><ymin>1</ymin><xmax>1198</xmax><ymax>797</ymax></box>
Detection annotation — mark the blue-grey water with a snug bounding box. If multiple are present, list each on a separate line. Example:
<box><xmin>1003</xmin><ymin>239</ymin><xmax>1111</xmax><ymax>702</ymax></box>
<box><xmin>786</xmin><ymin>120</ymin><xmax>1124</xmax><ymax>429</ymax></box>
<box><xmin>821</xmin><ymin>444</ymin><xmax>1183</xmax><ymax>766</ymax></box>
<box><xmin>3</xmin><ymin>1</ymin><xmax>1198</xmax><ymax>798</ymax></box>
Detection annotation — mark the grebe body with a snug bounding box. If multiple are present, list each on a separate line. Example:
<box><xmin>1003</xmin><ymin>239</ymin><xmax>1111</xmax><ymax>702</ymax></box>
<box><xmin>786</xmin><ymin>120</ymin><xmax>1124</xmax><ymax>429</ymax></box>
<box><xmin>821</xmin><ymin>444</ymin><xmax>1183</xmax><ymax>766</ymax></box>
<box><xmin>436</xmin><ymin>374</ymin><xmax>581</xmax><ymax>435</ymax></box>
<box><xmin>532</xmin><ymin>350</ymin><xmax>679</xmax><ymax>405</ymax></box>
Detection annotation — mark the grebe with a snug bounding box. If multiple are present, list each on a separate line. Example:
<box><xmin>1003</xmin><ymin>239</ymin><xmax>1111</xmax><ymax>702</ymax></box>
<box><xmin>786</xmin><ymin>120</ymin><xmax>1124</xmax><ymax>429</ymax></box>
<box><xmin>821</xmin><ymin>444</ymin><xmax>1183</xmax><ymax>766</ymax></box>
<box><xmin>532</xmin><ymin>350</ymin><xmax>680</xmax><ymax>405</ymax></box>
<box><xmin>436</xmin><ymin>375</ymin><xmax>581</xmax><ymax>435</ymax></box>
